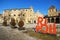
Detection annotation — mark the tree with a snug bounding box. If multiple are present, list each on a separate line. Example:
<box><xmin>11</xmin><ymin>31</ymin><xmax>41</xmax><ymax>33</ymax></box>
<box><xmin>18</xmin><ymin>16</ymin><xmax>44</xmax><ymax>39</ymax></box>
<box><xmin>18</xmin><ymin>20</ymin><xmax>25</xmax><ymax>30</ymax></box>
<box><xmin>10</xmin><ymin>18</ymin><xmax>16</xmax><ymax>27</ymax></box>
<box><xmin>3</xmin><ymin>20</ymin><xmax>7</xmax><ymax>26</ymax></box>
<box><xmin>18</xmin><ymin>21</ymin><xmax>24</xmax><ymax>28</ymax></box>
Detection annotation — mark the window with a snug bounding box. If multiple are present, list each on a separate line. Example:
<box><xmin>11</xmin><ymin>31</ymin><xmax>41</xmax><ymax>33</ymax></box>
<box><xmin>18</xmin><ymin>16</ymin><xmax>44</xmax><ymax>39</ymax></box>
<box><xmin>28</xmin><ymin>21</ymin><xmax>31</xmax><ymax>23</ymax></box>
<box><xmin>14</xmin><ymin>14</ymin><xmax>16</xmax><ymax>16</ymax></box>
<box><xmin>23</xmin><ymin>14</ymin><xmax>25</xmax><ymax>16</ymax></box>
<box><xmin>34</xmin><ymin>20</ymin><xmax>36</xmax><ymax>23</ymax></box>
<box><xmin>18</xmin><ymin>14</ymin><xmax>20</xmax><ymax>16</ymax></box>
<box><xmin>9</xmin><ymin>14</ymin><xmax>10</xmax><ymax>16</ymax></box>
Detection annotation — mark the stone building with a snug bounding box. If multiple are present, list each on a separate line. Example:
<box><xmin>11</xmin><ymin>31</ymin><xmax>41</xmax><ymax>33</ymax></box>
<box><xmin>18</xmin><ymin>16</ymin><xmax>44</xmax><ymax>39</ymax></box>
<box><xmin>48</xmin><ymin>6</ymin><xmax>58</xmax><ymax>16</ymax></box>
<box><xmin>44</xmin><ymin>5</ymin><xmax>60</xmax><ymax>23</ymax></box>
<box><xmin>33</xmin><ymin>10</ymin><xmax>44</xmax><ymax>23</ymax></box>
<box><xmin>2</xmin><ymin>6</ymin><xmax>44</xmax><ymax>24</ymax></box>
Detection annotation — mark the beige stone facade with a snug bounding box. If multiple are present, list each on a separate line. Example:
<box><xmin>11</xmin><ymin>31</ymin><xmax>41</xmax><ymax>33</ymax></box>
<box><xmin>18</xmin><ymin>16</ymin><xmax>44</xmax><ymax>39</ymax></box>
<box><xmin>45</xmin><ymin>6</ymin><xmax>60</xmax><ymax>23</ymax></box>
<box><xmin>48</xmin><ymin>6</ymin><xmax>58</xmax><ymax>16</ymax></box>
<box><xmin>2</xmin><ymin>6</ymin><xmax>44</xmax><ymax>24</ymax></box>
<box><xmin>48</xmin><ymin>6</ymin><xmax>60</xmax><ymax>17</ymax></box>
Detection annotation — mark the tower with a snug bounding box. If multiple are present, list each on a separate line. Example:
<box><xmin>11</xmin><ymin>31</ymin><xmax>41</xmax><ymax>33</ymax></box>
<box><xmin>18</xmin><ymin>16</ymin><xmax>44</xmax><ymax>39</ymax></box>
<box><xmin>48</xmin><ymin>5</ymin><xmax>57</xmax><ymax>16</ymax></box>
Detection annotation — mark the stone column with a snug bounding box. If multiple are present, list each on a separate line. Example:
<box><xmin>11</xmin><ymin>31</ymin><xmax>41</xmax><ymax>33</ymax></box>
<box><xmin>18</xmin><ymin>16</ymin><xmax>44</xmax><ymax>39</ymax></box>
<box><xmin>50</xmin><ymin>18</ymin><xmax>52</xmax><ymax>23</ymax></box>
<box><xmin>54</xmin><ymin>17</ymin><xmax>56</xmax><ymax>23</ymax></box>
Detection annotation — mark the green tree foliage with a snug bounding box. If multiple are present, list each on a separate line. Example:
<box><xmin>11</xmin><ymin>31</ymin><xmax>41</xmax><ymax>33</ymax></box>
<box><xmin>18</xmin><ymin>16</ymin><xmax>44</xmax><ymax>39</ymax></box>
<box><xmin>18</xmin><ymin>21</ymin><xmax>24</xmax><ymax>28</ymax></box>
<box><xmin>10</xmin><ymin>18</ymin><xmax>16</xmax><ymax>26</ymax></box>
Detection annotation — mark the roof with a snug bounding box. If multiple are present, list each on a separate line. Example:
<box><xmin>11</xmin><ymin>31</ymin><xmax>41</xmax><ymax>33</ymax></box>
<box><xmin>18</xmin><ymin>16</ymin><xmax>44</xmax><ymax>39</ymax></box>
<box><xmin>49</xmin><ymin>5</ymin><xmax>56</xmax><ymax>10</ymax></box>
<box><xmin>4</xmin><ymin>8</ymin><xmax>31</xmax><ymax>11</ymax></box>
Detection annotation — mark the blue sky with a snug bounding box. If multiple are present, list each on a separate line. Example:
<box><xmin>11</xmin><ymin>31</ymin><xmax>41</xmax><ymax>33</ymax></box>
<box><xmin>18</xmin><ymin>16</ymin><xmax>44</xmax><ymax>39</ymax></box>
<box><xmin>0</xmin><ymin>0</ymin><xmax>60</xmax><ymax>15</ymax></box>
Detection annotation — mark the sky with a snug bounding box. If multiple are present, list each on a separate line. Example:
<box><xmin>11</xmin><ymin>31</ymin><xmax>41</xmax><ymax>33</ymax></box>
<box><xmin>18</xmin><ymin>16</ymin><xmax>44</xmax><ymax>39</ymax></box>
<box><xmin>0</xmin><ymin>0</ymin><xmax>60</xmax><ymax>15</ymax></box>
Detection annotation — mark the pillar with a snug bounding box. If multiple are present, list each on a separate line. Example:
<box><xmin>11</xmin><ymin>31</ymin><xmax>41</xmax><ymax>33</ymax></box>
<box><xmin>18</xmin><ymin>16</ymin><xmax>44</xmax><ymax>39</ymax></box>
<box><xmin>54</xmin><ymin>17</ymin><xmax>56</xmax><ymax>23</ymax></box>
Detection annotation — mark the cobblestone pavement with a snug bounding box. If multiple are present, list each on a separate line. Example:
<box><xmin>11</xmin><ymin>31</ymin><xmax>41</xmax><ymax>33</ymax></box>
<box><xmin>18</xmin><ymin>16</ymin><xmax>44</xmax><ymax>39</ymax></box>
<box><xmin>0</xmin><ymin>26</ymin><xmax>41</xmax><ymax>40</ymax></box>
